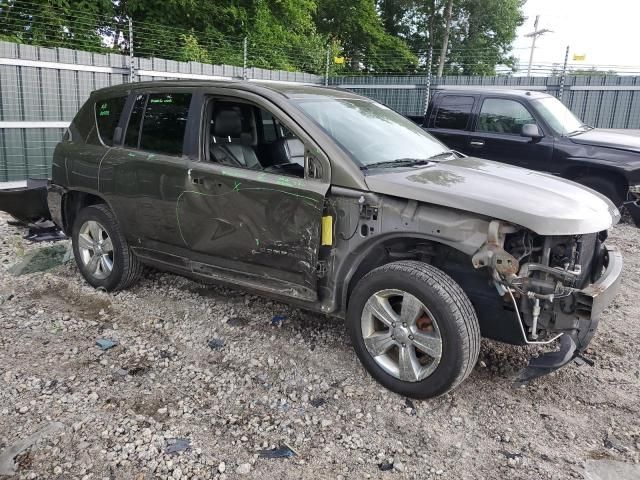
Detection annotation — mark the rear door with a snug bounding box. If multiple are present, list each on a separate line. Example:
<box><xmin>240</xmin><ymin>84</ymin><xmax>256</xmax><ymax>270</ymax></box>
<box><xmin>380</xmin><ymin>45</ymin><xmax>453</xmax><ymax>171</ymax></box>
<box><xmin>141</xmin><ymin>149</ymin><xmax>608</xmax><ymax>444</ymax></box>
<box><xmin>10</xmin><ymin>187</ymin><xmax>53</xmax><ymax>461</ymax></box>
<box><xmin>467</xmin><ymin>97</ymin><xmax>554</xmax><ymax>170</ymax></box>
<box><xmin>177</xmin><ymin>92</ymin><xmax>330</xmax><ymax>301</ymax></box>
<box><xmin>425</xmin><ymin>93</ymin><xmax>476</xmax><ymax>153</ymax></box>
<box><xmin>100</xmin><ymin>90</ymin><xmax>195</xmax><ymax>252</ymax></box>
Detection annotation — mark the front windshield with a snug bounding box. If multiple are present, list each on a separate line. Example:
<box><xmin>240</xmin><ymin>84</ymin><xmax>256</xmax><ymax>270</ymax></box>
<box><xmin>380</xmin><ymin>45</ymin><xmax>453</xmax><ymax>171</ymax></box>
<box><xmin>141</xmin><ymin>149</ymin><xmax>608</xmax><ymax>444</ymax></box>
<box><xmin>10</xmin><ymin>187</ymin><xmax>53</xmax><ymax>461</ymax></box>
<box><xmin>293</xmin><ymin>97</ymin><xmax>450</xmax><ymax>167</ymax></box>
<box><xmin>531</xmin><ymin>96</ymin><xmax>585</xmax><ymax>136</ymax></box>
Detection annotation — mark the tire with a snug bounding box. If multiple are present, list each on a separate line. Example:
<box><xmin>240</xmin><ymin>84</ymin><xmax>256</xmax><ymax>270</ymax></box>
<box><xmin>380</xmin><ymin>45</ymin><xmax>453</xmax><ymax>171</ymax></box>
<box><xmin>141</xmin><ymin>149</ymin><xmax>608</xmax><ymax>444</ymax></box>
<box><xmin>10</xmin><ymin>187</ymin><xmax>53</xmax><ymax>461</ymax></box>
<box><xmin>347</xmin><ymin>261</ymin><xmax>480</xmax><ymax>399</ymax></box>
<box><xmin>575</xmin><ymin>176</ymin><xmax>624</xmax><ymax>207</ymax></box>
<box><xmin>71</xmin><ymin>204</ymin><xmax>142</xmax><ymax>291</ymax></box>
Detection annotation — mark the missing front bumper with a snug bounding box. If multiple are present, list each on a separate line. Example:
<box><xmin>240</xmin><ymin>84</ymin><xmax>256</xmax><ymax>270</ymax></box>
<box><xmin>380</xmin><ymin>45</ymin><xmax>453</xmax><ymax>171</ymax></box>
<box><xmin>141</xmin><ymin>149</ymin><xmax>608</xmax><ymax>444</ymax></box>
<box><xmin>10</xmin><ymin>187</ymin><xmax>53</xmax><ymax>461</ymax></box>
<box><xmin>516</xmin><ymin>245</ymin><xmax>623</xmax><ymax>382</ymax></box>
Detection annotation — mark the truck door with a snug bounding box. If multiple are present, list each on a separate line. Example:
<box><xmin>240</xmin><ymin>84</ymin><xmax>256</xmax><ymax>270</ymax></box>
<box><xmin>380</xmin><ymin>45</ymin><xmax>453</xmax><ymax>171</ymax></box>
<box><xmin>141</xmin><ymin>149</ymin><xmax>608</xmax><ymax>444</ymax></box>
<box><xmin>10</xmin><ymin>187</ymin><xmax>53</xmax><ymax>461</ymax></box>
<box><xmin>467</xmin><ymin>97</ymin><xmax>554</xmax><ymax>170</ymax></box>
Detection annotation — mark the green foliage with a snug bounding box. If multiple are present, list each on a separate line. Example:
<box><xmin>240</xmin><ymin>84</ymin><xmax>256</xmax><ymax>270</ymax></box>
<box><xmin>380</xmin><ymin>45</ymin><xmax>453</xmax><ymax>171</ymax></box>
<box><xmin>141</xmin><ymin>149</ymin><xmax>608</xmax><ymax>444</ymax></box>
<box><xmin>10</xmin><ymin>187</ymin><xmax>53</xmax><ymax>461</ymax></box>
<box><xmin>0</xmin><ymin>0</ymin><xmax>113</xmax><ymax>51</ymax></box>
<box><xmin>0</xmin><ymin>0</ymin><xmax>525</xmax><ymax>76</ymax></box>
<box><xmin>378</xmin><ymin>0</ymin><xmax>524</xmax><ymax>75</ymax></box>
<box><xmin>317</xmin><ymin>0</ymin><xmax>418</xmax><ymax>73</ymax></box>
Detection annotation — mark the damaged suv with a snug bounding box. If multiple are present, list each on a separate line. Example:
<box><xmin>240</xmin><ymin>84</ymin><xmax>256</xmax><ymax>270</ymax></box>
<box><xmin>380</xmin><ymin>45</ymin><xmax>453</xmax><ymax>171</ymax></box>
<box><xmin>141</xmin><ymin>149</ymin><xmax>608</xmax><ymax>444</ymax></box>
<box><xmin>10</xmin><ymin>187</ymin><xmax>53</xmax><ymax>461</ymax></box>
<box><xmin>48</xmin><ymin>81</ymin><xmax>622</xmax><ymax>398</ymax></box>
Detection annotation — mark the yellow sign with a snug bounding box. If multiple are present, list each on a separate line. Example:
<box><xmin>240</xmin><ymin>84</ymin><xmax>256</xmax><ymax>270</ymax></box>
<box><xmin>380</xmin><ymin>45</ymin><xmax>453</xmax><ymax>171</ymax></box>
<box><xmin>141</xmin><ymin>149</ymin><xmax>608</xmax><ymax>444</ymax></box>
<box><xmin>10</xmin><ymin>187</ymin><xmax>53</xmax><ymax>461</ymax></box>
<box><xmin>573</xmin><ymin>54</ymin><xmax>586</xmax><ymax>61</ymax></box>
<box><xmin>334</xmin><ymin>56</ymin><xmax>345</xmax><ymax>65</ymax></box>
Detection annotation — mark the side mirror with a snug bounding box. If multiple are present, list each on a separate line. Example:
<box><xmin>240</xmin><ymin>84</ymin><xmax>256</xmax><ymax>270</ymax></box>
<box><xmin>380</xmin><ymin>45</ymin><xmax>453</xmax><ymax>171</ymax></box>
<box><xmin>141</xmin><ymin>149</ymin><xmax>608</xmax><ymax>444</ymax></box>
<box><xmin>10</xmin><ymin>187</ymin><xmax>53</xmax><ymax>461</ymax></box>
<box><xmin>521</xmin><ymin>123</ymin><xmax>542</xmax><ymax>139</ymax></box>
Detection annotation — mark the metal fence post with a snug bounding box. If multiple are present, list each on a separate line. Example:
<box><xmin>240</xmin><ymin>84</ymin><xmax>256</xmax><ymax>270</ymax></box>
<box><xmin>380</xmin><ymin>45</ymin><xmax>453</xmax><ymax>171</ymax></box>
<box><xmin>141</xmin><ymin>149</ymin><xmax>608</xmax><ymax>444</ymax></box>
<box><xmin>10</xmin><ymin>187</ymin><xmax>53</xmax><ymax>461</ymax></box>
<box><xmin>128</xmin><ymin>17</ymin><xmax>135</xmax><ymax>82</ymax></box>
<box><xmin>243</xmin><ymin>37</ymin><xmax>248</xmax><ymax>80</ymax></box>
<box><xmin>423</xmin><ymin>46</ymin><xmax>433</xmax><ymax>116</ymax></box>
<box><xmin>324</xmin><ymin>46</ymin><xmax>331</xmax><ymax>86</ymax></box>
<box><xmin>559</xmin><ymin>45</ymin><xmax>570</xmax><ymax>101</ymax></box>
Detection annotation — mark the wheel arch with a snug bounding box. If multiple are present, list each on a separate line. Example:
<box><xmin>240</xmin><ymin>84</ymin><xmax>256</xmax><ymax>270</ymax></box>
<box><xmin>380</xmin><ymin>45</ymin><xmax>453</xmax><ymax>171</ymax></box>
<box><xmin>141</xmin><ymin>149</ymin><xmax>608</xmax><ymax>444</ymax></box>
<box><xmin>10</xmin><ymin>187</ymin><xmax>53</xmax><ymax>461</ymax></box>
<box><xmin>337</xmin><ymin>233</ymin><xmax>481</xmax><ymax>315</ymax></box>
<box><xmin>562</xmin><ymin>163</ymin><xmax>628</xmax><ymax>198</ymax></box>
<box><xmin>61</xmin><ymin>189</ymin><xmax>112</xmax><ymax>234</ymax></box>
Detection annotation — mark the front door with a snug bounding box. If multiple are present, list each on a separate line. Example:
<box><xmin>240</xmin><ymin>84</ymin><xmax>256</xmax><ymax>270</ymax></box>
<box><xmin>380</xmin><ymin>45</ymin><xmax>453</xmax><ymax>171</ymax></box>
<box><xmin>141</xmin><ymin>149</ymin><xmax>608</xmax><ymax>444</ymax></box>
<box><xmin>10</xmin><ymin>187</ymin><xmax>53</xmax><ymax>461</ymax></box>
<box><xmin>177</xmin><ymin>96</ymin><xmax>329</xmax><ymax>300</ymax></box>
<box><xmin>467</xmin><ymin>97</ymin><xmax>554</xmax><ymax>170</ymax></box>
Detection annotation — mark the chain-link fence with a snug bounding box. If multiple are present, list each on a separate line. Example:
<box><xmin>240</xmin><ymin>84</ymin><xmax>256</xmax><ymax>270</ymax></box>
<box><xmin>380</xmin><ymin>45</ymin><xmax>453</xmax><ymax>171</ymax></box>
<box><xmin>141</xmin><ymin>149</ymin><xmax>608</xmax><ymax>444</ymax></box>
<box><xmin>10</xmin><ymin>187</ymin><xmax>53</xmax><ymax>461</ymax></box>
<box><xmin>1</xmin><ymin>0</ymin><xmax>640</xmax><ymax>181</ymax></box>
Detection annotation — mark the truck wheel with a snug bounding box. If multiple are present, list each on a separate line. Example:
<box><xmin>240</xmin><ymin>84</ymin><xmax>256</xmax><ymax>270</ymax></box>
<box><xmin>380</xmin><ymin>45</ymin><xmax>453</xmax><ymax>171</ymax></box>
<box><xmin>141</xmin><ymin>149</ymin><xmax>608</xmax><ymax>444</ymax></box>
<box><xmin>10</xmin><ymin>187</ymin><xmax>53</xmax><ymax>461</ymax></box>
<box><xmin>347</xmin><ymin>261</ymin><xmax>480</xmax><ymax>399</ymax></box>
<box><xmin>72</xmin><ymin>204</ymin><xmax>142</xmax><ymax>291</ymax></box>
<box><xmin>576</xmin><ymin>176</ymin><xmax>624</xmax><ymax>207</ymax></box>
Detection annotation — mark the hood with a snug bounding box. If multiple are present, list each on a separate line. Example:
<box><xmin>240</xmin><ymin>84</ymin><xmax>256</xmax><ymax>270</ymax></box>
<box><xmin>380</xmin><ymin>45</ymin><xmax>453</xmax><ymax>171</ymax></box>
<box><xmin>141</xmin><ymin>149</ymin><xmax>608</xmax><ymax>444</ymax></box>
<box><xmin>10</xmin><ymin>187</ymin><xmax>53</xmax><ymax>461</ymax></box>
<box><xmin>365</xmin><ymin>157</ymin><xmax>619</xmax><ymax>235</ymax></box>
<box><xmin>569</xmin><ymin>129</ymin><xmax>640</xmax><ymax>154</ymax></box>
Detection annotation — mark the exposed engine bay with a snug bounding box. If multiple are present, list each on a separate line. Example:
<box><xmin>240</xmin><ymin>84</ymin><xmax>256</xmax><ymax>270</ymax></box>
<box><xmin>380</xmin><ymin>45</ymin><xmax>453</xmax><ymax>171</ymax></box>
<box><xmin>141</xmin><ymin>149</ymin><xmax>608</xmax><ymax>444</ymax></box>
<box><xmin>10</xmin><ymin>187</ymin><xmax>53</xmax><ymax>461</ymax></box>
<box><xmin>471</xmin><ymin>220</ymin><xmax>617</xmax><ymax>380</ymax></box>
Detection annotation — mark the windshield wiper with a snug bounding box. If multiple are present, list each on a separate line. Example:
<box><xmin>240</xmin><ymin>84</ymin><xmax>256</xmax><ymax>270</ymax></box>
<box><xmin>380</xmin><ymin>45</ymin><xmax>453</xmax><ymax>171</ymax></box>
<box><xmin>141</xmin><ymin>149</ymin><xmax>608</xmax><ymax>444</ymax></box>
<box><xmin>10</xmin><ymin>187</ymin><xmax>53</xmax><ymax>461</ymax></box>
<box><xmin>566</xmin><ymin>124</ymin><xmax>594</xmax><ymax>137</ymax></box>
<box><xmin>427</xmin><ymin>150</ymin><xmax>456</xmax><ymax>160</ymax></box>
<box><xmin>362</xmin><ymin>158</ymin><xmax>432</xmax><ymax>170</ymax></box>
<box><xmin>362</xmin><ymin>154</ymin><xmax>456</xmax><ymax>170</ymax></box>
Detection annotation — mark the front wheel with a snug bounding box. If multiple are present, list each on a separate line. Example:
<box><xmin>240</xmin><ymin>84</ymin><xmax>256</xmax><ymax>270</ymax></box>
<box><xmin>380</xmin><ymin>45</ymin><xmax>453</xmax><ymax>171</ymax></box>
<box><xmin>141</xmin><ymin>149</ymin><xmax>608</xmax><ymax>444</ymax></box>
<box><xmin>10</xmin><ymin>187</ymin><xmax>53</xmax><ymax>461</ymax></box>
<box><xmin>72</xmin><ymin>204</ymin><xmax>142</xmax><ymax>291</ymax></box>
<box><xmin>347</xmin><ymin>261</ymin><xmax>480</xmax><ymax>399</ymax></box>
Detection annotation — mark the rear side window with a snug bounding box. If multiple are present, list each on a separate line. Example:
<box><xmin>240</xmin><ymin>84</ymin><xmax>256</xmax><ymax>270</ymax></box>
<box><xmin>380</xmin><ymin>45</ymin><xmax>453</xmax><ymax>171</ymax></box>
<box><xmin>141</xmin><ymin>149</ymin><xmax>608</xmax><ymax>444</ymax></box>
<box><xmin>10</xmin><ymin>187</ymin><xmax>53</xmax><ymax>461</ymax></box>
<box><xmin>140</xmin><ymin>93</ymin><xmax>192</xmax><ymax>156</ymax></box>
<box><xmin>433</xmin><ymin>95</ymin><xmax>474</xmax><ymax>130</ymax></box>
<box><xmin>95</xmin><ymin>96</ymin><xmax>127</xmax><ymax>146</ymax></box>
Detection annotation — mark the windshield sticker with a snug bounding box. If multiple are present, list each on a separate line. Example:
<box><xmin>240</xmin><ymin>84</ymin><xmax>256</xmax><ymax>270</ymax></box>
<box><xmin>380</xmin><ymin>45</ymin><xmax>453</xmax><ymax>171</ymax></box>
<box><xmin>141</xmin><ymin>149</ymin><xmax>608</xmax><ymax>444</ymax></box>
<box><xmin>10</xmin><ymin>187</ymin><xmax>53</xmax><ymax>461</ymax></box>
<box><xmin>98</xmin><ymin>102</ymin><xmax>110</xmax><ymax>117</ymax></box>
<box><xmin>149</xmin><ymin>95</ymin><xmax>174</xmax><ymax>104</ymax></box>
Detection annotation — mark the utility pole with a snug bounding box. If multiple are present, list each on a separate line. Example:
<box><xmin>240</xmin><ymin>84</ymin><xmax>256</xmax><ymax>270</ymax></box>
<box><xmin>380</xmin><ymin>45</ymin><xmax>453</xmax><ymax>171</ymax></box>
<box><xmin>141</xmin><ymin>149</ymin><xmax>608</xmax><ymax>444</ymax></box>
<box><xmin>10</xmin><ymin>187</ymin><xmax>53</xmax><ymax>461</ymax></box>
<box><xmin>128</xmin><ymin>17</ymin><xmax>135</xmax><ymax>82</ymax></box>
<box><xmin>525</xmin><ymin>15</ymin><xmax>552</xmax><ymax>78</ymax></box>
<box><xmin>559</xmin><ymin>45</ymin><xmax>570</xmax><ymax>101</ymax></box>
<box><xmin>243</xmin><ymin>37</ymin><xmax>248</xmax><ymax>81</ymax></box>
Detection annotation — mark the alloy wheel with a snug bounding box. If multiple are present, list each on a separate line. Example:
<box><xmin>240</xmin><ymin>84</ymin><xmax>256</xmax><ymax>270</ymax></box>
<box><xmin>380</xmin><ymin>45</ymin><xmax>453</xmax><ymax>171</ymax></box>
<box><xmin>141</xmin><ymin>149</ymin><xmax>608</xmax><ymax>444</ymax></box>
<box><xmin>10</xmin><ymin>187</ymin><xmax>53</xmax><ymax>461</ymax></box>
<box><xmin>77</xmin><ymin>220</ymin><xmax>114</xmax><ymax>280</ymax></box>
<box><xmin>360</xmin><ymin>289</ymin><xmax>443</xmax><ymax>382</ymax></box>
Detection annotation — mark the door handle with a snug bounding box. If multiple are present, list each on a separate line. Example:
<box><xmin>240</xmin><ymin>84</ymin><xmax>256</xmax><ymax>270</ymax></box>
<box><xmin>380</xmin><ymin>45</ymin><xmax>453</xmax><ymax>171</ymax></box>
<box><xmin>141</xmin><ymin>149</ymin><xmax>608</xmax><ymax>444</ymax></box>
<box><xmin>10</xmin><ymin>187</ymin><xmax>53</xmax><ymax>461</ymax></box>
<box><xmin>469</xmin><ymin>140</ymin><xmax>485</xmax><ymax>147</ymax></box>
<box><xmin>188</xmin><ymin>168</ymin><xmax>204</xmax><ymax>185</ymax></box>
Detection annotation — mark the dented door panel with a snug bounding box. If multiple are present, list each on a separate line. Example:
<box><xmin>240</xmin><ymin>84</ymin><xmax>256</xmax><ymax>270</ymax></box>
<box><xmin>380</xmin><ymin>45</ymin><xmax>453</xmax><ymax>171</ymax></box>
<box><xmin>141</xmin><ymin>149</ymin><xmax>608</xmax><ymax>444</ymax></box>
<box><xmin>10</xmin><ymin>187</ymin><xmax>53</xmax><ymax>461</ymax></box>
<box><xmin>177</xmin><ymin>162</ymin><xmax>328</xmax><ymax>294</ymax></box>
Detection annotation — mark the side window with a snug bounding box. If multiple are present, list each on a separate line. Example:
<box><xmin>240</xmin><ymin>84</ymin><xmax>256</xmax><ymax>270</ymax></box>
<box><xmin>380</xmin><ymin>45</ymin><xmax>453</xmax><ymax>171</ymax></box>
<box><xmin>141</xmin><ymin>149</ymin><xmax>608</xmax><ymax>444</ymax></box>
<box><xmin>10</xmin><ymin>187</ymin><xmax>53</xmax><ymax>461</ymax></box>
<box><xmin>260</xmin><ymin>110</ymin><xmax>279</xmax><ymax>143</ymax></box>
<box><xmin>95</xmin><ymin>96</ymin><xmax>127</xmax><ymax>146</ymax></box>
<box><xmin>139</xmin><ymin>93</ymin><xmax>192</xmax><ymax>156</ymax></box>
<box><xmin>207</xmin><ymin>99</ymin><xmax>305</xmax><ymax>178</ymax></box>
<box><xmin>124</xmin><ymin>94</ymin><xmax>146</xmax><ymax>148</ymax></box>
<box><xmin>433</xmin><ymin>95</ymin><xmax>474</xmax><ymax>130</ymax></box>
<box><xmin>477</xmin><ymin>99</ymin><xmax>536</xmax><ymax>135</ymax></box>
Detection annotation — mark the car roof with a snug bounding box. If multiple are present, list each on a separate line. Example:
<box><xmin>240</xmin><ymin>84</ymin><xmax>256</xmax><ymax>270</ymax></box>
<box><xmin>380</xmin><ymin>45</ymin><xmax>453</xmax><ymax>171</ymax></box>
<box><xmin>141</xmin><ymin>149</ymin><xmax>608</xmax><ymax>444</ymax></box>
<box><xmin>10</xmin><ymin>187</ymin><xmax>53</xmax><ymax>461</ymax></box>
<box><xmin>91</xmin><ymin>79</ymin><xmax>366</xmax><ymax>101</ymax></box>
<box><xmin>434</xmin><ymin>87</ymin><xmax>552</xmax><ymax>99</ymax></box>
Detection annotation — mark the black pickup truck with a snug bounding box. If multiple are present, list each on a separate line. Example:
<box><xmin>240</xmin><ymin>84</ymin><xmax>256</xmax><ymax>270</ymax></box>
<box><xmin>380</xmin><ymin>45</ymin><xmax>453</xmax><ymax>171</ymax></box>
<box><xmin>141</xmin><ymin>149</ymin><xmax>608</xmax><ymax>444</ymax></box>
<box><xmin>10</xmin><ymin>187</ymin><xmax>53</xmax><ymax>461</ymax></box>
<box><xmin>411</xmin><ymin>88</ymin><xmax>640</xmax><ymax>223</ymax></box>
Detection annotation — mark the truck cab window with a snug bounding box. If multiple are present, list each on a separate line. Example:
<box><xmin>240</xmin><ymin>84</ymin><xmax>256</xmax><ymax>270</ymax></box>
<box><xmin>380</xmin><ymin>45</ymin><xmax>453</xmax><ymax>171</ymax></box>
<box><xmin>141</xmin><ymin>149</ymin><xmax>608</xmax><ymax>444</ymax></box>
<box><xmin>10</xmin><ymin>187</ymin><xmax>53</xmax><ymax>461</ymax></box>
<box><xmin>207</xmin><ymin>100</ymin><xmax>305</xmax><ymax>178</ymax></box>
<box><xmin>433</xmin><ymin>95</ymin><xmax>475</xmax><ymax>130</ymax></box>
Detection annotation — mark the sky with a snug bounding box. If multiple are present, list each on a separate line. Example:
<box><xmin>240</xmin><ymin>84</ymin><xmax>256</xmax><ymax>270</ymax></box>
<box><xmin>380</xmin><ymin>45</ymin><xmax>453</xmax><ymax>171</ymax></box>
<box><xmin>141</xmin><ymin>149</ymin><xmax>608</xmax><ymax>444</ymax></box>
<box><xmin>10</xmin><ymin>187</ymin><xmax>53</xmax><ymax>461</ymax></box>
<box><xmin>512</xmin><ymin>0</ymin><xmax>640</xmax><ymax>73</ymax></box>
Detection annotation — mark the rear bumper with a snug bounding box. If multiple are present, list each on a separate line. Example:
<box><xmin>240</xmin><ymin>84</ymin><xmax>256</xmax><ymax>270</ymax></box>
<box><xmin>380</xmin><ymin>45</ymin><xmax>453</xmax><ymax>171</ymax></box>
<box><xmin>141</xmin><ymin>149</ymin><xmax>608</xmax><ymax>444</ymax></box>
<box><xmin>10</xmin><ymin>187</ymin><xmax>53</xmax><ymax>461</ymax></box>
<box><xmin>0</xmin><ymin>179</ymin><xmax>51</xmax><ymax>222</ymax></box>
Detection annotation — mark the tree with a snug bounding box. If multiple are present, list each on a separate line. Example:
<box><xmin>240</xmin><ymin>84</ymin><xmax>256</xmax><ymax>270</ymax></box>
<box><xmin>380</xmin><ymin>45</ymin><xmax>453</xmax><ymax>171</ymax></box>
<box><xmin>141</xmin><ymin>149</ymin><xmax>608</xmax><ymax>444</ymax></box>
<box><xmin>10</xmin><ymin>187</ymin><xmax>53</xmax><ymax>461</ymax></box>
<box><xmin>436</xmin><ymin>0</ymin><xmax>453</xmax><ymax>76</ymax></box>
<box><xmin>378</xmin><ymin>0</ymin><xmax>524</xmax><ymax>75</ymax></box>
<box><xmin>316</xmin><ymin>0</ymin><xmax>418</xmax><ymax>73</ymax></box>
<box><xmin>0</xmin><ymin>0</ymin><xmax>113</xmax><ymax>51</ymax></box>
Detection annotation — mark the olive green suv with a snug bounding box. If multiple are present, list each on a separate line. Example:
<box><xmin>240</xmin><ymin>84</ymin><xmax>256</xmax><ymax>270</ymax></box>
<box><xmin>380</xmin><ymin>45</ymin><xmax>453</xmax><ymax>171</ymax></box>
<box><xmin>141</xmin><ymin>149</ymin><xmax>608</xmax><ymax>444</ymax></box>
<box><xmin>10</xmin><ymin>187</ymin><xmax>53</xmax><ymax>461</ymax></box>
<box><xmin>48</xmin><ymin>81</ymin><xmax>622</xmax><ymax>398</ymax></box>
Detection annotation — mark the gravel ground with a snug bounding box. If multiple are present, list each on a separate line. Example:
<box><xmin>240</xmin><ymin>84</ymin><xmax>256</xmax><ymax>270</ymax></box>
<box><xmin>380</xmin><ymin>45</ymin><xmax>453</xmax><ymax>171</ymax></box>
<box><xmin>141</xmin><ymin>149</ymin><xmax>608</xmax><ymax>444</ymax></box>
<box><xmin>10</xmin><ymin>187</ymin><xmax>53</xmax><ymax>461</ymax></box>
<box><xmin>0</xmin><ymin>211</ymin><xmax>639</xmax><ymax>480</ymax></box>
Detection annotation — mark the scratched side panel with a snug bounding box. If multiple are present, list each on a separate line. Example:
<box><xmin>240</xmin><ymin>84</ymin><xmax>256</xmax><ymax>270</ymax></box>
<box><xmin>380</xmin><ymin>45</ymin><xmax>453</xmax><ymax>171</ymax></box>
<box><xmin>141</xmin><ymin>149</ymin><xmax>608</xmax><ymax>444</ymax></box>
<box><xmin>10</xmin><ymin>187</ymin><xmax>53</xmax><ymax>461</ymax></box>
<box><xmin>100</xmin><ymin>148</ymin><xmax>188</xmax><ymax>245</ymax></box>
<box><xmin>178</xmin><ymin>164</ymin><xmax>327</xmax><ymax>291</ymax></box>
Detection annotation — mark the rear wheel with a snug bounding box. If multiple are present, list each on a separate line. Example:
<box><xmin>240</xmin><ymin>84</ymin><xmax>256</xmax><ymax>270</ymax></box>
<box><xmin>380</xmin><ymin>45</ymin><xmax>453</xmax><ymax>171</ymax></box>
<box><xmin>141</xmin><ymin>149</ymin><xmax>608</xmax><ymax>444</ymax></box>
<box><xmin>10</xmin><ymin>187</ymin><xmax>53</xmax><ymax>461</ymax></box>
<box><xmin>72</xmin><ymin>204</ymin><xmax>142</xmax><ymax>291</ymax></box>
<box><xmin>347</xmin><ymin>261</ymin><xmax>480</xmax><ymax>399</ymax></box>
<box><xmin>576</xmin><ymin>176</ymin><xmax>624</xmax><ymax>207</ymax></box>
